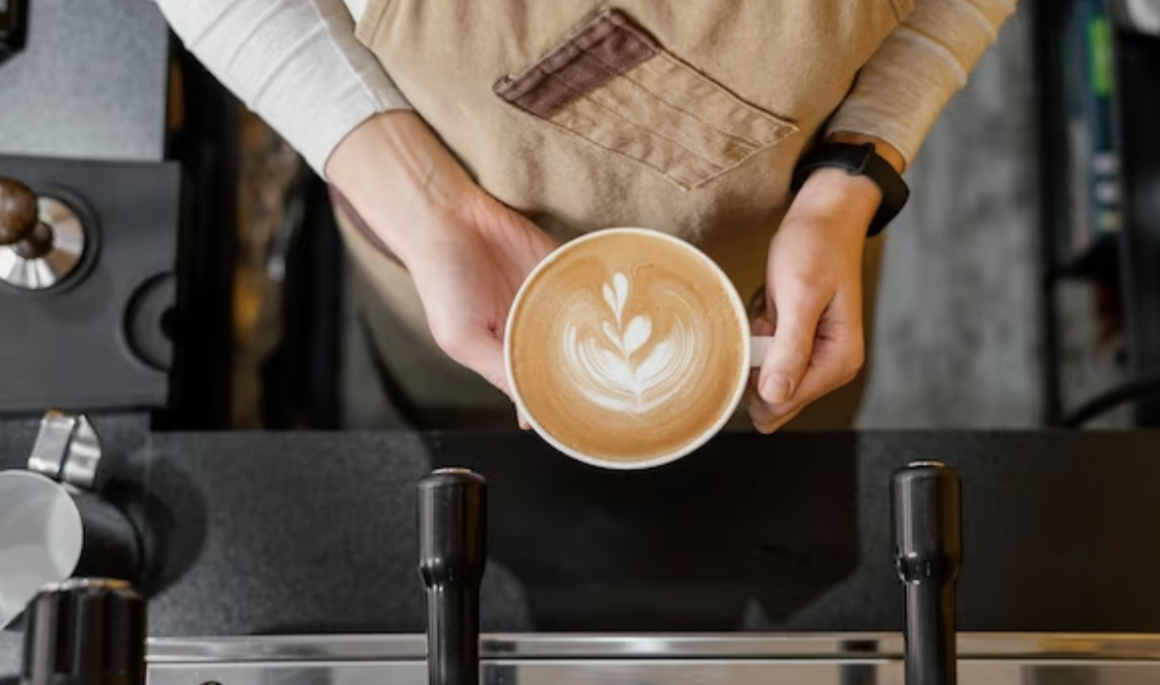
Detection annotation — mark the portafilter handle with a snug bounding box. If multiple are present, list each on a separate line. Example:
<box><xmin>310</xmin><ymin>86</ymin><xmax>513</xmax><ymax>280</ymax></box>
<box><xmin>0</xmin><ymin>177</ymin><xmax>52</xmax><ymax>259</ymax></box>
<box><xmin>891</xmin><ymin>461</ymin><xmax>962</xmax><ymax>685</ymax></box>
<box><xmin>418</xmin><ymin>468</ymin><xmax>487</xmax><ymax>685</ymax></box>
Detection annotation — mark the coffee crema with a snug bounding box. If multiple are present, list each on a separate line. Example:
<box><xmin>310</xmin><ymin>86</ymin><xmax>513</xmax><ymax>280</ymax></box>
<box><xmin>508</xmin><ymin>231</ymin><xmax>746</xmax><ymax>463</ymax></box>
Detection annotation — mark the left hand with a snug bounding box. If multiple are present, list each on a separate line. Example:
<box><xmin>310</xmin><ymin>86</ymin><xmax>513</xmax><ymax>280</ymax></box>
<box><xmin>749</xmin><ymin>134</ymin><xmax>902</xmax><ymax>432</ymax></box>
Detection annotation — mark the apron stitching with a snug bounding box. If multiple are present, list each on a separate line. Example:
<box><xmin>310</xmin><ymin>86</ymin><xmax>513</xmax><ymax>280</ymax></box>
<box><xmin>539</xmin><ymin>116</ymin><xmax>694</xmax><ymax>190</ymax></box>
<box><xmin>568</xmin><ymin>86</ymin><xmax>727</xmax><ymax>173</ymax></box>
<box><xmin>541</xmin><ymin>67</ymin><xmax>728</xmax><ymax>173</ymax></box>
<box><xmin>543</xmin><ymin>107</ymin><xmax>783</xmax><ymax>193</ymax></box>
<box><xmin>583</xmin><ymin>47</ymin><xmax>766</xmax><ymax>149</ymax></box>
<box><xmin>695</xmin><ymin>148</ymin><xmax>785</xmax><ymax>188</ymax></box>
<box><xmin>557</xmin><ymin>68</ymin><xmax>794</xmax><ymax>189</ymax></box>
<box><xmin>651</xmin><ymin>53</ymin><xmax>798</xmax><ymax>137</ymax></box>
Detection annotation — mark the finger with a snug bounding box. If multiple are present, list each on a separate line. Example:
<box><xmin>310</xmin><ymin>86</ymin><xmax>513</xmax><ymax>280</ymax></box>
<box><xmin>758</xmin><ymin>282</ymin><xmax>829</xmax><ymax>405</ymax></box>
<box><xmin>747</xmin><ymin>318</ymin><xmax>780</xmax><ymax>433</ymax></box>
<box><xmin>517</xmin><ymin>408</ymin><xmax>531</xmax><ymax>431</ymax></box>
<box><xmin>765</xmin><ymin>315</ymin><xmax>865</xmax><ymax>420</ymax></box>
<box><xmin>754</xmin><ymin>405</ymin><xmax>805</xmax><ymax>434</ymax></box>
<box><xmin>748</xmin><ymin>375</ymin><xmax>806</xmax><ymax>434</ymax></box>
<box><xmin>444</xmin><ymin>331</ymin><xmax>514</xmax><ymax>398</ymax></box>
<box><xmin>748</xmin><ymin>392</ymin><xmax>776</xmax><ymax>434</ymax></box>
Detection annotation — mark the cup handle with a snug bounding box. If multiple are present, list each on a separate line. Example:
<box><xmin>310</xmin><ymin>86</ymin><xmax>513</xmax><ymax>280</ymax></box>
<box><xmin>750</xmin><ymin>336</ymin><xmax>774</xmax><ymax>367</ymax></box>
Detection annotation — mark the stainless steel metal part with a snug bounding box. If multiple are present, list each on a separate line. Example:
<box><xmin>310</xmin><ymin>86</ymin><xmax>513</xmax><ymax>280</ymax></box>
<box><xmin>26</xmin><ymin>409</ymin><xmax>102</xmax><ymax>489</ymax></box>
<box><xmin>147</xmin><ymin>633</ymin><xmax>1160</xmax><ymax>685</ymax></box>
<box><xmin>0</xmin><ymin>194</ymin><xmax>87</xmax><ymax>290</ymax></box>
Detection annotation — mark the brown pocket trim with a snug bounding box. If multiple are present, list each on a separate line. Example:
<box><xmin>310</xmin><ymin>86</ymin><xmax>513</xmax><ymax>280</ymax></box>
<box><xmin>493</xmin><ymin>9</ymin><xmax>798</xmax><ymax>191</ymax></box>
<box><xmin>494</xmin><ymin>10</ymin><xmax>659</xmax><ymax>119</ymax></box>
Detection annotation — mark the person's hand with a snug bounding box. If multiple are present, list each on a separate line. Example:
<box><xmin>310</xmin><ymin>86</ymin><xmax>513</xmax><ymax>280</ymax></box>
<box><xmin>407</xmin><ymin>191</ymin><xmax>559</xmax><ymax>396</ymax></box>
<box><xmin>326</xmin><ymin>111</ymin><xmax>558</xmax><ymax>398</ymax></box>
<box><xmin>748</xmin><ymin>139</ymin><xmax>899</xmax><ymax>432</ymax></box>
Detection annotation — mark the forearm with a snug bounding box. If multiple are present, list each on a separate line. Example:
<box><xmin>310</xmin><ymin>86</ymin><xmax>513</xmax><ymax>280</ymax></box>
<box><xmin>153</xmin><ymin>0</ymin><xmax>412</xmax><ymax>176</ymax></box>
<box><xmin>325</xmin><ymin>111</ymin><xmax>479</xmax><ymax>262</ymax></box>
<box><xmin>826</xmin><ymin>0</ymin><xmax>1019</xmax><ymax>166</ymax></box>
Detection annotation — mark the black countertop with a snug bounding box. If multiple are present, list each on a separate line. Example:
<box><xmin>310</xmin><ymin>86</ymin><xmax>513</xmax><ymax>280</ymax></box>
<box><xmin>3</xmin><ymin>421</ymin><xmax>1160</xmax><ymax>673</ymax></box>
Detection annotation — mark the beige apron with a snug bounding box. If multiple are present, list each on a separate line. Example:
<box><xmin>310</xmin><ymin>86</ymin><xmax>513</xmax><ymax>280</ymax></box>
<box><xmin>338</xmin><ymin>1</ymin><xmax>911</xmax><ymax>428</ymax></box>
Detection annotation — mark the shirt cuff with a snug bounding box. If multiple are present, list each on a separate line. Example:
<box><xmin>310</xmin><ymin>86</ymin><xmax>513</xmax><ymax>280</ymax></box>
<box><xmin>154</xmin><ymin>0</ymin><xmax>414</xmax><ymax>179</ymax></box>
<box><xmin>264</xmin><ymin>75</ymin><xmax>412</xmax><ymax>178</ymax></box>
<box><xmin>825</xmin><ymin>28</ymin><xmax>965</xmax><ymax>165</ymax></box>
<box><xmin>825</xmin><ymin>0</ymin><xmax>1017</xmax><ymax>165</ymax></box>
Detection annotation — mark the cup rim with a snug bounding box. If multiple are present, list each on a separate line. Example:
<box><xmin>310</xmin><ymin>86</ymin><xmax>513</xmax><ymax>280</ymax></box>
<box><xmin>504</xmin><ymin>227</ymin><xmax>751</xmax><ymax>470</ymax></box>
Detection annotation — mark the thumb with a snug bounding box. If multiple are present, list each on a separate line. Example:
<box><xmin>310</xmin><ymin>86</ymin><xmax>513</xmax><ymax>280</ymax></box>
<box><xmin>447</xmin><ymin>332</ymin><xmax>514</xmax><ymax>398</ymax></box>
<box><xmin>758</xmin><ymin>286</ymin><xmax>828</xmax><ymax>404</ymax></box>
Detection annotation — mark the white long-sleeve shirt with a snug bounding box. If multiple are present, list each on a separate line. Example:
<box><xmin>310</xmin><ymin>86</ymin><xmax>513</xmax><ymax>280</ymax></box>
<box><xmin>154</xmin><ymin>0</ymin><xmax>1015</xmax><ymax>178</ymax></box>
<box><xmin>155</xmin><ymin>0</ymin><xmax>411</xmax><ymax>175</ymax></box>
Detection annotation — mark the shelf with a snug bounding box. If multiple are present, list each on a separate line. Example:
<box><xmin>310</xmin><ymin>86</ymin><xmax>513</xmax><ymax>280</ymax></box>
<box><xmin>1034</xmin><ymin>0</ymin><xmax>1160</xmax><ymax>426</ymax></box>
<box><xmin>1114</xmin><ymin>30</ymin><xmax>1160</xmax><ymax>424</ymax></box>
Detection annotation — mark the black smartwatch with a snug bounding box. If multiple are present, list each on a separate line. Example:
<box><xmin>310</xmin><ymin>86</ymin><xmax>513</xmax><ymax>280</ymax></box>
<box><xmin>790</xmin><ymin>142</ymin><xmax>909</xmax><ymax>237</ymax></box>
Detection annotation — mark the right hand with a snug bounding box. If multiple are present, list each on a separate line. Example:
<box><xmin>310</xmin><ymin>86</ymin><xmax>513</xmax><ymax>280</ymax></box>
<box><xmin>326</xmin><ymin>111</ymin><xmax>558</xmax><ymax>398</ymax></box>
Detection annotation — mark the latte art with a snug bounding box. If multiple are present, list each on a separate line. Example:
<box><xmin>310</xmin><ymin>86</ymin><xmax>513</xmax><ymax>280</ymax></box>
<box><xmin>562</xmin><ymin>272</ymin><xmax>698</xmax><ymax>414</ymax></box>
<box><xmin>507</xmin><ymin>230</ymin><xmax>748</xmax><ymax>465</ymax></box>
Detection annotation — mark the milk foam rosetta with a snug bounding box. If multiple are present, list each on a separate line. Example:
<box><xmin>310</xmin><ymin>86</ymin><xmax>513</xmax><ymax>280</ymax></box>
<box><xmin>509</xmin><ymin>232</ymin><xmax>745</xmax><ymax>463</ymax></box>
<box><xmin>561</xmin><ymin>271</ymin><xmax>699</xmax><ymax>414</ymax></box>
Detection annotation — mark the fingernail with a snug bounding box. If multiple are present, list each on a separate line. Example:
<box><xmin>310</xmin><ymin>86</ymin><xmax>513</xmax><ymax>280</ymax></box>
<box><xmin>761</xmin><ymin>374</ymin><xmax>793</xmax><ymax>404</ymax></box>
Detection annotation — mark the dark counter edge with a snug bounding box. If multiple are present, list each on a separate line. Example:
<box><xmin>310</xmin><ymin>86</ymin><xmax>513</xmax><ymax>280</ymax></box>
<box><xmin>3</xmin><ymin>423</ymin><xmax>1160</xmax><ymax>676</ymax></box>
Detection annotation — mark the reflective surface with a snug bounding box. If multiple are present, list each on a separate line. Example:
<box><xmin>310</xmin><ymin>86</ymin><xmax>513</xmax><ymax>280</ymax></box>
<box><xmin>27</xmin><ymin>410</ymin><xmax>102</xmax><ymax>489</ymax></box>
<box><xmin>148</xmin><ymin>661</ymin><xmax>1160</xmax><ymax>685</ymax></box>
<box><xmin>147</xmin><ymin>633</ymin><xmax>1160</xmax><ymax>685</ymax></box>
<box><xmin>0</xmin><ymin>195</ymin><xmax>85</xmax><ymax>291</ymax></box>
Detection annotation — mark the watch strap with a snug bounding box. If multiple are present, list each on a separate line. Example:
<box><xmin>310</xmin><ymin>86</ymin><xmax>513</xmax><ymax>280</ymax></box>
<box><xmin>791</xmin><ymin>142</ymin><xmax>910</xmax><ymax>237</ymax></box>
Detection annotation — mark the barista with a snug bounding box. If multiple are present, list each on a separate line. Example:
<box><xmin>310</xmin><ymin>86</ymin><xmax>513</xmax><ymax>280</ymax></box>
<box><xmin>154</xmin><ymin>0</ymin><xmax>1017</xmax><ymax>431</ymax></box>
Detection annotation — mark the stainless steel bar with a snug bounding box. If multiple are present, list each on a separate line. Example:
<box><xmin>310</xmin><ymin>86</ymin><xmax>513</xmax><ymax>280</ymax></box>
<box><xmin>147</xmin><ymin>659</ymin><xmax>1160</xmax><ymax>685</ymax></box>
<box><xmin>146</xmin><ymin>633</ymin><xmax>1160</xmax><ymax>664</ymax></box>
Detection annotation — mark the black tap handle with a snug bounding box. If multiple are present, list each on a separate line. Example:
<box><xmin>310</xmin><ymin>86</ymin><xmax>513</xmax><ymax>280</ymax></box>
<box><xmin>418</xmin><ymin>468</ymin><xmax>487</xmax><ymax>685</ymax></box>
<box><xmin>892</xmin><ymin>461</ymin><xmax>962</xmax><ymax>685</ymax></box>
<box><xmin>20</xmin><ymin>579</ymin><xmax>146</xmax><ymax>685</ymax></box>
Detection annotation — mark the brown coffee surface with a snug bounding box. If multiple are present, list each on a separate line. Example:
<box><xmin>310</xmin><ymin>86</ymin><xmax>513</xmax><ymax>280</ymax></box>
<box><xmin>509</xmin><ymin>231</ymin><xmax>745</xmax><ymax>463</ymax></box>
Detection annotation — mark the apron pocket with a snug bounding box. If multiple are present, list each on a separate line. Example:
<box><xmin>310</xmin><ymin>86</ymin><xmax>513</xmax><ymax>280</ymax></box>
<box><xmin>494</xmin><ymin>9</ymin><xmax>798</xmax><ymax>191</ymax></box>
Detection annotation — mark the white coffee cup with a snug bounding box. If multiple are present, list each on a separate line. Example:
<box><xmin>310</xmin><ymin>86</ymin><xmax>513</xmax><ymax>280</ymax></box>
<box><xmin>0</xmin><ymin>470</ymin><xmax>83</xmax><ymax>628</ymax></box>
<box><xmin>0</xmin><ymin>468</ymin><xmax>141</xmax><ymax>629</ymax></box>
<box><xmin>505</xmin><ymin>228</ymin><xmax>772</xmax><ymax>470</ymax></box>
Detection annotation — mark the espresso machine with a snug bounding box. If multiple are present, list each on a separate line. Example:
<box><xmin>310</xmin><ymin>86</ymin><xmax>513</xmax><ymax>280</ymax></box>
<box><xmin>0</xmin><ymin>0</ymin><xmax>235</xmax><ymax>422</ymax></box>
<box><xmin>34</xmin><ymin>460</ymin><xmax>1149</xmax><ymax>685</ymax></box>
<box><xmin>19</xmin><ymin>458</ymin><xmax>1160</xmax><ymax>684</ymax></box>
<box><xmin>0</xmin><ymin>168</ymin><xmax>178</xmax><ymax>413</ymax></box>
<box><xmin>0</xmin><ymin>0</ymin><xmax>181</xmax><ymax>416</ymax></box>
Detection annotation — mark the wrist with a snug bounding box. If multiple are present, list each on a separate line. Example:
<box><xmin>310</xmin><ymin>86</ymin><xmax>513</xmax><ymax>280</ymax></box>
<box><xmin>326</xmin><ymin>111</ymin><xmax>474</xmax><ymax>261</ymax></box>
<box><xmin>788</xmin><ymin>134</ymin><xmax>910</xmax><ymax>238</ymax></box>
<box><xmin>788</xmin><ymin>167</ymin><xmax>881</xmax><ymax>240</ymax></box>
